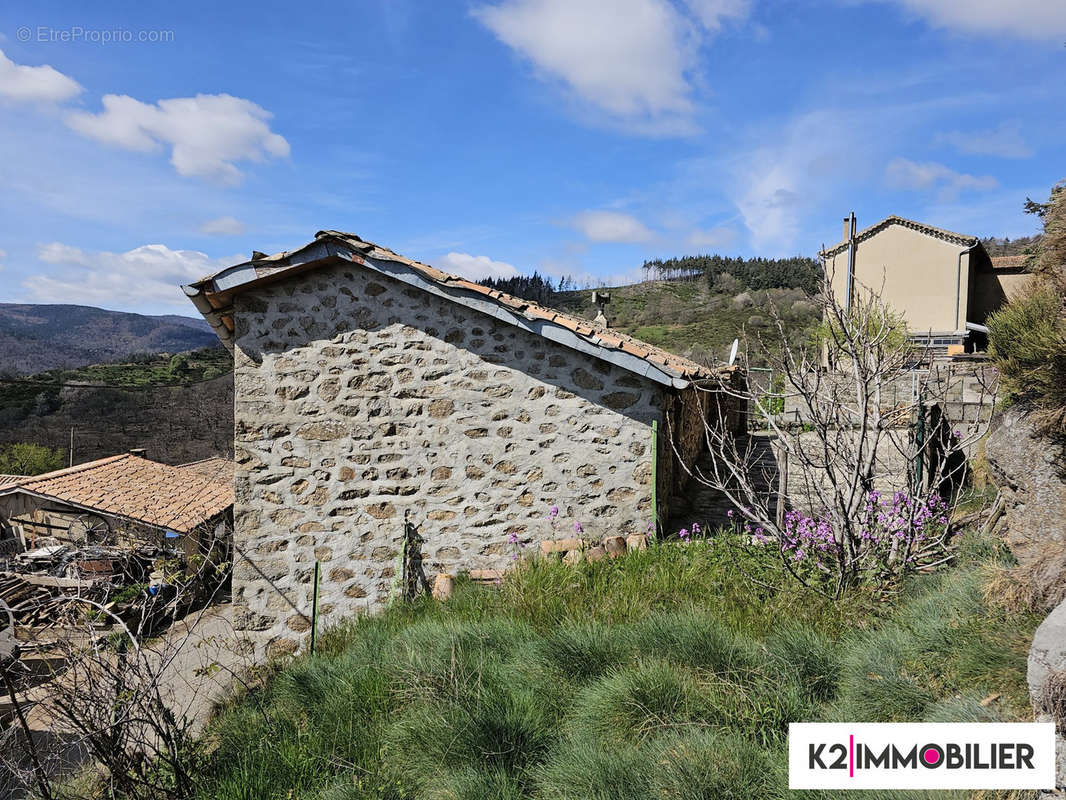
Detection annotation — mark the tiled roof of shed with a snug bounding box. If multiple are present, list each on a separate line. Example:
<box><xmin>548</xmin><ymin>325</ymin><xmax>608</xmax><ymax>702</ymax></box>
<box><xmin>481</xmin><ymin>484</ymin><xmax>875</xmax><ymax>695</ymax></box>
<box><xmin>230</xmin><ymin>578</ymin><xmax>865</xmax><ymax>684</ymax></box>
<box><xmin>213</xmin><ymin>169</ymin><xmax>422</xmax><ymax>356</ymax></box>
<box><xmin>990</xmin><ymin>255</ymin><xmax>1030</xmax><ymax>269</ymax></box>
<box><xmin>184</xmin><ymin>231</ymin><xmax>726</xmax><ymax>387</ymax></box>
<box><xmin>0</xmin><ymin>475</ymin><xmax>24</xmax><ymax>490</ymax></box>
<box><xmin>177</xmin><ymin>456</ymin><xmax>234</xmax><ymax>484</ymax></box>
<box><xmin>0</xmin><ymin>454</ymin><xmax>233</xmax><ymax>533</ymax></box>
<box><xmin>820</xmin><ymin>216</ymin><xmax>980</xmax><ymax>258</ymax></box>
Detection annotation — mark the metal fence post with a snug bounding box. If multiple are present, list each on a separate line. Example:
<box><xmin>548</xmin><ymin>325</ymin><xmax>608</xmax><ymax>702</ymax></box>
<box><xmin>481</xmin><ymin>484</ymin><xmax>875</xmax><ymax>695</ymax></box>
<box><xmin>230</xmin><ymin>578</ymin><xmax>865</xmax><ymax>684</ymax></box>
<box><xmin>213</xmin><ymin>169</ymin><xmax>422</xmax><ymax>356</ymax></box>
<box><xmin>309</xmin><ymin>559</ymin><xmax>321</xmax><ymax>655</ymax></box>
<box><xmin>651</xmin><ymin>419</ymin><xmax>659</xmax><ymax>536</ymax></box>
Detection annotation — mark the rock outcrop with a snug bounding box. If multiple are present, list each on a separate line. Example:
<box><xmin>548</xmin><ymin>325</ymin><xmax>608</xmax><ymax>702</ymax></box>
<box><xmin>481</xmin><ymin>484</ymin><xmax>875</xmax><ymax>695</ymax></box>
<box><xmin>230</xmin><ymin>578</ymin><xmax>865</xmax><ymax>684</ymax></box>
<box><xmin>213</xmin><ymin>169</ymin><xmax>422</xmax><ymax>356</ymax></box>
<box><xmin>985</xmin><ymin>407</ymin><xmax>1066</xmax><ymax>567</ymax></box>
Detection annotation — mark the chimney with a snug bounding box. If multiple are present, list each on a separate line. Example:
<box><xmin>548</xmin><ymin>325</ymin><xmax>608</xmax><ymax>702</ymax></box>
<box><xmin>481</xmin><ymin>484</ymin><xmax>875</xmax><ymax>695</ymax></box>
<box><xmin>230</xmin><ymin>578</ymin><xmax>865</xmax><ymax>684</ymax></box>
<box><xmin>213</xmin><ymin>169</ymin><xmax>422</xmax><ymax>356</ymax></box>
<box><xmin>129</xmin><ymin>448</ymin><xmax>147</xmax><ymax>458</ymax></box>
<box><xmin>592</xmin><ymin>290</ymin><xmax>611</xmax><ymax>328</ymax></box>
<box><xmin>843</xmin><ymin>217</ymin><xmax>850</xmax><ymax>243</ymax></box>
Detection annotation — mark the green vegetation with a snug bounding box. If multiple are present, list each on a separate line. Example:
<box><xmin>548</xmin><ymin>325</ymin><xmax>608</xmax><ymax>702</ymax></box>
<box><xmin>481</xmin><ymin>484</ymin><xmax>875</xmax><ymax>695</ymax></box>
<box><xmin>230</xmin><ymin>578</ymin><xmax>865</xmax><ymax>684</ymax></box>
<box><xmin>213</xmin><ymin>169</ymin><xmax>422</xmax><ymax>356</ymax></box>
<box><xmin>193</xmin><ymin>531</ymin><xmax>1037</xmax><ymax>800</ymax></box>
<box><xmin>0</xmin><ymin>441</ymin><xmax>66</xmax><ymax>475</ymax></box>
<box><xmin>0</xmin><ymin>346</ymin><xmax>231</xmax><ymax>426</ymax></box>
<box><xmin>988</xmin><ymin>179</ymin><xmax>1066</xmax><ymax>434</ymax></box>
<box><xmin>552</xmin><ymin>282</ymin><xmax>819</xmax><ymax>365</ymax></box>
<box><xmin>640</xmin><ymin>253</ymin><xmax>823</xmax><ymax>294</ymax></box>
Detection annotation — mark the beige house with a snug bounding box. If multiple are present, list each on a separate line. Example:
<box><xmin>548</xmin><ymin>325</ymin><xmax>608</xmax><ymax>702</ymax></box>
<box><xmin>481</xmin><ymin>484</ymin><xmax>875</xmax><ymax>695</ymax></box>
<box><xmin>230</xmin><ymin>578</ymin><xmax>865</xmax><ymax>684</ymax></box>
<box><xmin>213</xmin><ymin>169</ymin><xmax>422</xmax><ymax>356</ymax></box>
<box><xmin>821</xmin><ymin>215</ymin><xmax>1026</xmax><ymax>351</ymax></box>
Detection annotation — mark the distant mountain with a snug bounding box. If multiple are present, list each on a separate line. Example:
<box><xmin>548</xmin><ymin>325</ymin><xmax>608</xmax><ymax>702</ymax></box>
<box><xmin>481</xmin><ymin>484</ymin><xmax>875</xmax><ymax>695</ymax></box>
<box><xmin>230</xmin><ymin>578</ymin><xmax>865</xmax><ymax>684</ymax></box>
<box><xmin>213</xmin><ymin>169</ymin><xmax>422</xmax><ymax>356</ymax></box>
<box><xmin>0</xmin><ymin>303</ymin><xmax>218</xmax><ymax>375</ymax></box>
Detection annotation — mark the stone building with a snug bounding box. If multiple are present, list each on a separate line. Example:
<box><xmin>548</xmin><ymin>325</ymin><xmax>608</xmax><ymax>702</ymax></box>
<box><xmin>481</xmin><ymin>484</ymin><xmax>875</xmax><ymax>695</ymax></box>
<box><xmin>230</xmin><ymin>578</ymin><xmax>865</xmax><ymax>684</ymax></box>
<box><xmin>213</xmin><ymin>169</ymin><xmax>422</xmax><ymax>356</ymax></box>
<box><xmin>184</xmin><ymin>230</ymin><xmax>742</xmax><ymax>655</ymax></box>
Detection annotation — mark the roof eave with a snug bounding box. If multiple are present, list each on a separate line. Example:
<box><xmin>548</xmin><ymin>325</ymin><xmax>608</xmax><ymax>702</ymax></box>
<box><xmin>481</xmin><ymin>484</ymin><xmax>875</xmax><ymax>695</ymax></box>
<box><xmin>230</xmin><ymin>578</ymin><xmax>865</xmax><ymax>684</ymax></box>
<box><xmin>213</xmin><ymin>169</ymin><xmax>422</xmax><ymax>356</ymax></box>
<box><xmin>185</xmin><ymin>241</ymin><xmax>702</xmax><ymax>390</ymax></box>
<box><xmin>0</xmin><ymin>485</ymin><xmax>218</xmax><ymax>535</ymax></box>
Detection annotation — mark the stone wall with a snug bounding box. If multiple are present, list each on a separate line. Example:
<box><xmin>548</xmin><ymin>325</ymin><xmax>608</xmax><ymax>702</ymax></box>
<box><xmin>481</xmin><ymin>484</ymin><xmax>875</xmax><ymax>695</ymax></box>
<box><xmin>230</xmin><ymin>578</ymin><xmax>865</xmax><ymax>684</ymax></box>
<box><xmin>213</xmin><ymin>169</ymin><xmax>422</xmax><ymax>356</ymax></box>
<box><xmin>230</xmin><ymin>260</ymin><xmax>676</xmax><ymax>656</ymax></box>
<box><xmin>986</xmin><ymin>407</ymin><xmax>1066</xmax><ymax>569</ymax></box>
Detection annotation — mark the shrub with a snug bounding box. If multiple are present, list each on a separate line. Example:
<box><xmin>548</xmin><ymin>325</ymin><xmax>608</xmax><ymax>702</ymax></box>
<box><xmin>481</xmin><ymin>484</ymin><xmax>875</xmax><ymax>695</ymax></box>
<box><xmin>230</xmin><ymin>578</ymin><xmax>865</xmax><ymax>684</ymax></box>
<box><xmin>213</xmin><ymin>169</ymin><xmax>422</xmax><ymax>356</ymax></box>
<box><xmin>988</xmin><ymin>282</ymin><xmax>1066</xmax><ymax>432</ymax></box>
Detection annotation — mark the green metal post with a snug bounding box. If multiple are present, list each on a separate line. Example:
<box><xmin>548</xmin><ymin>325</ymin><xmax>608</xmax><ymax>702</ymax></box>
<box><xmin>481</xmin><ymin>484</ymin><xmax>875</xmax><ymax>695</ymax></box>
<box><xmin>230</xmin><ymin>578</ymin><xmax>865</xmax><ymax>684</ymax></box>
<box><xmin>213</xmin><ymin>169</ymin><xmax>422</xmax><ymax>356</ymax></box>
<box><xmin>914</xmin><ymin>389</ymin><xmax>925</xmax><ymax>493</ymax></box>
<box><xmin>310</xmin><ymin>560</ymin><xmax>321</xmax><ymax>655</ymax></box>
<box><xmin>650</xmin><ymin>420</ymin><xmax>659</xmax><ymax>537</ymax></box>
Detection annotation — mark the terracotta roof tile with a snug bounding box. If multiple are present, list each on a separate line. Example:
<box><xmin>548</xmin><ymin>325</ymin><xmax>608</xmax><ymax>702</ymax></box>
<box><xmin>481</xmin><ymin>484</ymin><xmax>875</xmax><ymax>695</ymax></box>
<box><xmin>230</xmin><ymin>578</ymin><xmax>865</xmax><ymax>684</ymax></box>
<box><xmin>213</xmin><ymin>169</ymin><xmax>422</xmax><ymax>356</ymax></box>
<box><xmin>990</xmin><ymin>255</ymin><xmax>1030</xmax><ymax>269</ymax></box>
<box><xmin>187</xmin><ymin>231</ymin><xmax>724</xmax><ymax>384</ymax></box>
<box><xmin>0</xmin><ymin>475</ymin><xmax>24</xmax><ymax>490</ymax></box>
<box><xmin>1</xmin><ymin>454</ymin><xmax>232</xmax><ymax>533</ymax></box>
<box><xmin>820</xmin><ymin>215</ymin><xmax>979</xmax><ymax>258</ymax></box>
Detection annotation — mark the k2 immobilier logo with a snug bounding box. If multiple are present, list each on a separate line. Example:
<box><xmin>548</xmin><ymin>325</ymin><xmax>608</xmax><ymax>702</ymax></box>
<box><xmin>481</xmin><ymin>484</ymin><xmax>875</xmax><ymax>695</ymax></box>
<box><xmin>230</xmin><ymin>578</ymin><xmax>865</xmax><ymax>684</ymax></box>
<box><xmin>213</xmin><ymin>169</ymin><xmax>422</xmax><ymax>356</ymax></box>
<box><xmin>789</xmin><ymin>722</ymin><xmax>1057</xmax><ymax>790</ymax></box>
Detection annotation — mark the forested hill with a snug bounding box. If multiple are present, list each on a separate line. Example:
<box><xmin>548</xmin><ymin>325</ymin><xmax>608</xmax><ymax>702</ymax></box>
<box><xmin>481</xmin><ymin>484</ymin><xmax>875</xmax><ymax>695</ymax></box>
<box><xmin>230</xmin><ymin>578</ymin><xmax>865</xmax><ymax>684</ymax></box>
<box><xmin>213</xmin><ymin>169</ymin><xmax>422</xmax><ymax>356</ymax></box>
<box><xmin>479</xmin><ymin>254</ymin><xmax>825</xmax><ymax>364</ymax></box>
<box><xmin>0</xmin><ymin>303</ymin><xmax>217</xmax><ymax>375</ymax></box>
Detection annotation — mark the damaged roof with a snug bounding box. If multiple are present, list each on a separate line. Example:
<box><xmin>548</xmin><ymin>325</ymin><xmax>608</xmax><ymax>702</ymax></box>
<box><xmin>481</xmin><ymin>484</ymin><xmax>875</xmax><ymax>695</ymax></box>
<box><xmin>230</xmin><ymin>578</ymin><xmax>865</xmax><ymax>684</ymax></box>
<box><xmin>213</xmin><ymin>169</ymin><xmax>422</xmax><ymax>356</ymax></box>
<box><xmin>183</xmin><ymin>230</ymin><xmax>726</xmax><ymax>389</ymax></box>
<box><xmin>0</xmin><ymin>475</ymin><xmax>24</xmax><ymax>490</ymax></box>
<box><xmin>0</xmin><ymin>453</ymin><xmax>233</xmax><ymax>534</ymax></box>
<box><xmin>820</xmin><ymin>216</ymin><xmax>981</xmax><ymax>258</ymax></box>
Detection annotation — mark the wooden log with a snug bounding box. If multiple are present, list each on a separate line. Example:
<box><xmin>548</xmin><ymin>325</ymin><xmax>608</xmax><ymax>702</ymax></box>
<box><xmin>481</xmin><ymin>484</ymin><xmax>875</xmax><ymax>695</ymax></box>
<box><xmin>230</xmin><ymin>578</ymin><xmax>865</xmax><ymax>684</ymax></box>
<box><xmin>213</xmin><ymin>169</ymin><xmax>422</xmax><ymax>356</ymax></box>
<box><xmin>540</xmin><ymin>538</ymin><xmax>584</xmax><ymax>554</ymax></box>
<box><xmin>431</xmin><ymin>573</ymin><xmax>454</xmax><ymax>601</ymax></box>
<box><xmin>468</xmin><ymin>569</ymin><xmax>503</xmax><ymax>584</ymax></box>
<box><xmin>625</xmin><ymin>534</ymin><xmax>648</xmax><ymax>552</ymax></box>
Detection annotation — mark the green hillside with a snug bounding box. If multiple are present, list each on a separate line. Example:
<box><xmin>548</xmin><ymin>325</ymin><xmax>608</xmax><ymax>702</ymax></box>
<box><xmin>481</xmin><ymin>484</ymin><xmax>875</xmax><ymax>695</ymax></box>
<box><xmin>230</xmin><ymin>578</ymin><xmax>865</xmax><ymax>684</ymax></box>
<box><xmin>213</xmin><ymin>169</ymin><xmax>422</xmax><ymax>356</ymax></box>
<box><xmin>552</xmin><ymin>281</ymin><xmax>820</xmax><ymax>365</ymax></box>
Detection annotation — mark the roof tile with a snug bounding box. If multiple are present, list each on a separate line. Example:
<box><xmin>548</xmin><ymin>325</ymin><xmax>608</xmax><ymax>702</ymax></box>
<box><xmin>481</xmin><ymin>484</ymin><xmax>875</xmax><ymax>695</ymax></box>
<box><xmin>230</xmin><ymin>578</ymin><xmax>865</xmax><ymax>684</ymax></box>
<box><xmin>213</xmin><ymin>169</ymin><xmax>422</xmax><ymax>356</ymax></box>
<box><xmin>1</xmin><ymin>454</ymin><xmax>232</xmax><ymax>533</ymax></box>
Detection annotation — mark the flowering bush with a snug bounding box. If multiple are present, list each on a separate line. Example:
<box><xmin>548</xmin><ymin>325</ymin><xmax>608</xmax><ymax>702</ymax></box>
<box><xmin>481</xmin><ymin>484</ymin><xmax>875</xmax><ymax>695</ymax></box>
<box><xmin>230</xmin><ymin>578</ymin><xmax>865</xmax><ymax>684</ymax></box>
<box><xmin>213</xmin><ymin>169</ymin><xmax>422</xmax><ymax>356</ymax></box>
<box><xmin>739</xmin><ymin>490</ymin><xmax>950</xmax><ymax>585</ymax></box>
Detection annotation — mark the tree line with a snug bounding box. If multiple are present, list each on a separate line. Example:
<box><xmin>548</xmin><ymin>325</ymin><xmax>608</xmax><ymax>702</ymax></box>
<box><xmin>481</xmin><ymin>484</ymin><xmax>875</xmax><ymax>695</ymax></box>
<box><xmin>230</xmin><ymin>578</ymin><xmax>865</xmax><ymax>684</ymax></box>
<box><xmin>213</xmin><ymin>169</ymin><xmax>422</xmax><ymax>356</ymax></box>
<box><xmin>641</xmin><ymin>254</ymin><xmax>823</xmax><ymax>294</ymax></box>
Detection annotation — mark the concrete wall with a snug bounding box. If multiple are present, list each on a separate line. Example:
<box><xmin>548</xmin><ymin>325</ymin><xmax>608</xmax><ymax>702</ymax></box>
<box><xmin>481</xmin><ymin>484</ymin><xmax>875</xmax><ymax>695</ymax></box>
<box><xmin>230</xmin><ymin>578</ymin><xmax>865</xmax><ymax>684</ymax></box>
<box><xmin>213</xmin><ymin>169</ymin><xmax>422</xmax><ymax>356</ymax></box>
<box><xmin>826</xmin><ymin>224</ymin><xmax>973</xmax><ymax>335</ymax></box>
<box><xmin>230</xmin><ymin>260</ymin><xmax>681</xmax><ymax>656</ymax></box>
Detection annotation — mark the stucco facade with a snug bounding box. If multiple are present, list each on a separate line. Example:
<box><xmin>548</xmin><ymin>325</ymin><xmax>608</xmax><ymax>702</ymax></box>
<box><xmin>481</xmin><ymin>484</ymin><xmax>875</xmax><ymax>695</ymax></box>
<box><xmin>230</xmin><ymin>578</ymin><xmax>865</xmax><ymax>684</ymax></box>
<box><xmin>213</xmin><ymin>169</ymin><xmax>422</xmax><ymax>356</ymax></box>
<box><xmin>223</xmin><ymin>257</ymin><xmax>731</xmax><ymax>656</ymax></box>
<box><xmin>822</xmin><ymin>216</ymin><xmax>1009</xmax><ymax>349</ymax></box>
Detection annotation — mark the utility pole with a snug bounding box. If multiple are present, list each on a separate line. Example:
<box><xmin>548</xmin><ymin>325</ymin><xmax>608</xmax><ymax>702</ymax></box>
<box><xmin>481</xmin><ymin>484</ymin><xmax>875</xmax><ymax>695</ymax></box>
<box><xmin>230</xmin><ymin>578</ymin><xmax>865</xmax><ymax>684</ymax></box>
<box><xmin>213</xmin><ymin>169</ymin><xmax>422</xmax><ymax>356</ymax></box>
<box><xmin>69</xmin><ymin>427</ymin><xmax>74</xmax><ymax>467</ymax></box>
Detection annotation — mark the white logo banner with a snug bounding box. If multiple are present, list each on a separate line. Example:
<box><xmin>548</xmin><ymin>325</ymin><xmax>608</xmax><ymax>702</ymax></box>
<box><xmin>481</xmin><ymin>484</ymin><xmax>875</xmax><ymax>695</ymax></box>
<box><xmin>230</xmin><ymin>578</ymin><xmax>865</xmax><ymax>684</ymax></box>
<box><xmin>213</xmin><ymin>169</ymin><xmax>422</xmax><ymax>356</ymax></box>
<box><xmin>789</xmin><ymin>722</ymin><xmax>1057</xmax><ymax>790</ymax></box>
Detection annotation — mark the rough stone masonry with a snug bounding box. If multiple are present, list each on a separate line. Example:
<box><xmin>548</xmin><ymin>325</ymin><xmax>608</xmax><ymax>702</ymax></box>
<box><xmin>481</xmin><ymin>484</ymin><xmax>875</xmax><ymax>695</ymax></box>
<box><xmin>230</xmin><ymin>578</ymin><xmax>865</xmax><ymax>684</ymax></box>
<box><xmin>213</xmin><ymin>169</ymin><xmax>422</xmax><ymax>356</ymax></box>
<box><xmin>186</xmin><ymin>236</ymin><xmax>738</xmax><ymax>659</ymax></box>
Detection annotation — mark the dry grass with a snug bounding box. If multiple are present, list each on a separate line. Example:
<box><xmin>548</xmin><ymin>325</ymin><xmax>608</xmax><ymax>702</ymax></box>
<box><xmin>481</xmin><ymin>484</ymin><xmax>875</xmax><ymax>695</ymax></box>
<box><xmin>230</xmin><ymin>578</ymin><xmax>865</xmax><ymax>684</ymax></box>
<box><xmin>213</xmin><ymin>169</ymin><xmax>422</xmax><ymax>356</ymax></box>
<box><xmin>1040</xmin><ymin>669</ymin><xmax>1066</xmax><ymax>733</ymax></box>
<box><xmin>983</xmin><ymin>543</ymin><xmax>1066</xmax><ymax>614</ymax></box>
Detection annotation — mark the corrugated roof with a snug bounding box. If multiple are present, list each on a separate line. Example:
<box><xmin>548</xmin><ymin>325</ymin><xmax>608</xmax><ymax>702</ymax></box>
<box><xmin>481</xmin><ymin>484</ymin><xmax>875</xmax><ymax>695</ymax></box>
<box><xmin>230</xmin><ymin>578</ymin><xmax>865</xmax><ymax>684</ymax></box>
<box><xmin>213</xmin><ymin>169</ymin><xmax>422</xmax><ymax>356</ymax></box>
<box><xmin>184</xmin><ymin>231</ymin><xmax>726</xmax><ymax>388</ymax></box>
<box><xmin>820</xmin><ymin>215</ymin><xmax>979</xmax><ymax>258</ymax></box>
<box><xmin>0</xmin><ymin>454</ymin><xmax>233</xmax><ymax>534</ymax></box>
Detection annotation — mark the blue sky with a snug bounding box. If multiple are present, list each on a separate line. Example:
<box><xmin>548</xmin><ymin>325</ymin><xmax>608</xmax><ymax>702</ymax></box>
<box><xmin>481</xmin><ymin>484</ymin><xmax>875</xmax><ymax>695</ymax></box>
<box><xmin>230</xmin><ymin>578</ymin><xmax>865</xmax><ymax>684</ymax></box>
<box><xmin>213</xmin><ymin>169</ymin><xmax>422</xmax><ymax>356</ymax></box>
<box><xmin>0</xmin><ymin>0</ymin><xmax>1062</xmax><ymax>315</ymax></box>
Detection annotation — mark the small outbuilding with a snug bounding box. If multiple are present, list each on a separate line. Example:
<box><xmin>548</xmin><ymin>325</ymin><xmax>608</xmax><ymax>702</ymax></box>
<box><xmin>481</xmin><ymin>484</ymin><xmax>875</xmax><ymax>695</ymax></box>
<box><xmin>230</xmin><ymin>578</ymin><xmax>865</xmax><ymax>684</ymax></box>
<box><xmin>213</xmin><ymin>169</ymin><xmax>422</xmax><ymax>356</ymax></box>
<box><xmin>0</xmin><ymin>453</ymin><xmax>233</xmax><ymax>560</ymax></box>
<box><xmin>184</xmin><ymin>230</ymin><xmax>743</xmax><ymax>655</ymax></box>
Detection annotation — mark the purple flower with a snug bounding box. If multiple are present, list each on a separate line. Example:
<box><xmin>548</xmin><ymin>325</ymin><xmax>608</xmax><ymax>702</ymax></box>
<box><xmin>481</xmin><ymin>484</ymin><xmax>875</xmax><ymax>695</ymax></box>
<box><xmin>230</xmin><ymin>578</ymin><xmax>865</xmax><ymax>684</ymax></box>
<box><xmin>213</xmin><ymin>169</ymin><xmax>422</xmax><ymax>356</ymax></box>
<box><xmin>691</xmin><ymin>522</ymin><xmax>701</xmax><ymax>535</ymax></box>
<box><xmin>508</xmin><ymin>532</ymin><xmax>519</xmax><ymax>545</ymax></box>
<box><xmin>573</xmin><ymin>521</ymin><xmax>583</xmax><ymax>534</ymax></box>
<box><xmin>679</xmin><ymin>528</ymin><xmax>690</xmax><ymax>540</ymax></box>
<box><xmin>549</xmin><ymin>505</ymin><xmax>559</xmax><ymax>518</ymax></box>
<box><xmin>726</xmin><ymin>510</ymin><xmax>734</xmax><ymax>519</ymax></box>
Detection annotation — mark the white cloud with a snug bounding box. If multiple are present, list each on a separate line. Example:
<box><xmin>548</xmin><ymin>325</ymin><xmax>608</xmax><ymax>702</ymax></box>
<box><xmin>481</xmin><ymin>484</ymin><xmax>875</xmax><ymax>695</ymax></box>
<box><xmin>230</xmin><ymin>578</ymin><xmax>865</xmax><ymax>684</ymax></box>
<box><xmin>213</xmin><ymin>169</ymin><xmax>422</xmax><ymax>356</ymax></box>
<box><xmin>66</xmin><ymin>93</ymin><xmax>290</xmax><ymax>184</ymax></box>
<box><xmin>885</xmin><ymin>157</ymin><xmax>998</xmax><ymax>200</ymax></box>
<box><xmin>571</xmin><ymin>210</ymin><xmax>656</xmax><ymax>243</ymax></box>
<box><xmin>683</xmin><ymin>0</ymin><xmax>752</xmax><ymax>30</ymax></box>
<box><xmin>876</xmin><ymin>0</ymin><xmax>1066</xmax><ymax>39</ymax></box>
<box><xmin>472</xmin><ymin>0</ymin><xmax>749</xmax><ymax>133</ymax></box>
<box><xmin>27</xmin><ymin>241</ymin><xmax>239</xmax><ymax>312</ymax></box>
<box><xmin>437</xmin><ymin>251</ymin><xmax>521</xmax><ymax>280</ymax></box>
<box><xmin>199</xmin><ymin>215</ymin><xmax>248</xmax><ymax>235</ymax></box>
<box><xmin>938</xmin><ymin>121</ymin><xmax>1033</xmax><ymax>159</ymax></box>
<box><xmin>686</xmin><ymin>225</ymin><xmax>738</xmax><ymax>249</ymax></box>
<box><xmin>0</xmin><ymin>48</ymin><xmax>82</xmax><ymax>103</ymax></box>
